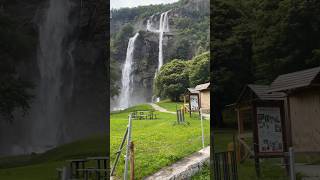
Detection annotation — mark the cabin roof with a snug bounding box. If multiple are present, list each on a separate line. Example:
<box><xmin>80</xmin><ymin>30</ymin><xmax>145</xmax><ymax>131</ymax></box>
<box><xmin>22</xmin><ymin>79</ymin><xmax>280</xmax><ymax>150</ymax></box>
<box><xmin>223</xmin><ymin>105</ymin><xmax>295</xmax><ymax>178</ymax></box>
<box><xmin>236</xmin><ymin>84</ymin><xmax>285</xmax><ymax>105</ymax></box>
<box><xmin>268</xmin><ymin>66</ymin><xmax>320</xmax><ymax>93</ymax></box>
<box><xmin>195</xmin><ymin>82</ymin><xmax>210</xmax><ymax>91</ymax></box>
<box><xmin>186</xmin><ymin>88</ymin><xmax>199</xmax><ymax>94</ymax></box>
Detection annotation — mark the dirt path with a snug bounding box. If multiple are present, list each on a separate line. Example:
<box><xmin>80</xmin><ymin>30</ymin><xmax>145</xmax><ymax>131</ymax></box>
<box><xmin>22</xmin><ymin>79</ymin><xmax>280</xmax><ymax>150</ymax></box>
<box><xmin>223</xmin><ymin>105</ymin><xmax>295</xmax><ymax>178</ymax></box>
<box><xmin>149</xmin><ymin>103</ymin><xmax>176</xmax><ymax>114</ymax></box>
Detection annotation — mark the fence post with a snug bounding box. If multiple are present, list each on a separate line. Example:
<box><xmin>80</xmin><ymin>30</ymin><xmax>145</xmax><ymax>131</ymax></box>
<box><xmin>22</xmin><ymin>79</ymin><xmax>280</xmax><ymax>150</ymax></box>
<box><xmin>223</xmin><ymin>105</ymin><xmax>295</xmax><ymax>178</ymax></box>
<box><xmin>130</xmin><ymin>142</ymin><xmax>135</xmax><ymax>180</ymax></box>
<box><xmin>200</xmin><ymin>109</ymin><xmax>205</xmax><ymax>148</ymax></box>
<box><xmin>124</xmin><ymin>114</ymin><xmax>133</xmax><ymax>180</ymax></box>
<box><xmin>289</xmin><ymin>147</ymin><xmax>295</xmax><ymax>180</ymax></box>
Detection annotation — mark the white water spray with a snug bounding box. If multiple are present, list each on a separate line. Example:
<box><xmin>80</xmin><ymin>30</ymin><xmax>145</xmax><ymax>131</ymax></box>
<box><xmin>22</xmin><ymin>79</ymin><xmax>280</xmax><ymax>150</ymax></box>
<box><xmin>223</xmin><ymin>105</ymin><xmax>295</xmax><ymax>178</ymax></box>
<box><xmin>32</xmin><ymin>0</ymin><xmax>73</xmax><ymax>152</ymax></box>
<box><xmin>146</xmin><ymin>15</ymin><xmax>158</xmax><ymax>33</ymax></box>
<box><xmin>118</xmin><ymin>33</ymin><xmax>139</xmax><ymax>109</ymax></box>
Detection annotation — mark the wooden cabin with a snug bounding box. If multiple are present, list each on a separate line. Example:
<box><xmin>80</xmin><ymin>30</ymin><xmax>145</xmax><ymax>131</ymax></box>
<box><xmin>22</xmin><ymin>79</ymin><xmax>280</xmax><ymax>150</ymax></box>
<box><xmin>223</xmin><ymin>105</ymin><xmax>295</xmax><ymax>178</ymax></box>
<box><xmin>234</xmin><ymin>84</ymin><xmax>286</xmax><ymax>161</ymax></box>
<box><xmin>195</xmin><ymin>82</ymin><xmax>210</xmax><ymax>112</ymax></box>
<box><xmin>184</xmin><ymin>82</ymin><xmax>210</xmax><ymax>114</ymax></box>
<box><xmin>268</xmin><ymin>66</ymin><xmax>320</xmax><ymax>152</ymax></box>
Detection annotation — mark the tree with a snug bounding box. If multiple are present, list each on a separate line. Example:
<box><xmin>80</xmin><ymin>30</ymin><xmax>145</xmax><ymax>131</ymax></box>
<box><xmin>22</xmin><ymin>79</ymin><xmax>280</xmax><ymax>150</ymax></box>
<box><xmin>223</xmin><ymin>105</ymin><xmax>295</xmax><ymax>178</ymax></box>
<box><xmin>155</xmin><ymin>59</ymin><xmax>189</xmax><ymax>101</ymax></box>
<box><xmin>189</xmin><ymin>51</ymin><xmax>210</xmax><ymax>87</ymax></box>
<box><xmin>212</xmin><ymin>0</ymin><xmax>254</xmax><ymax>127</ymax></box>
<box><xmin>0</xmin><ymin>14</ymin><xmax>34</xmax><ymax>121</ymax></box>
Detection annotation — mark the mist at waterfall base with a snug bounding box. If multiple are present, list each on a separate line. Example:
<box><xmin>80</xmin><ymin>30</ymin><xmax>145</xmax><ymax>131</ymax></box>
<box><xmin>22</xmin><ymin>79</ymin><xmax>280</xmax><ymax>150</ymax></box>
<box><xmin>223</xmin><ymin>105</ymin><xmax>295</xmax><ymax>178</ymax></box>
<box><xmin>0</xmin><ymin>0</ymin><xmax>106</xmax><ymax>156</ymax></box>
<box><xmin>115</xmin><ymin>11</ymin><xmax>170</xmax><ymax>110</ymax></box>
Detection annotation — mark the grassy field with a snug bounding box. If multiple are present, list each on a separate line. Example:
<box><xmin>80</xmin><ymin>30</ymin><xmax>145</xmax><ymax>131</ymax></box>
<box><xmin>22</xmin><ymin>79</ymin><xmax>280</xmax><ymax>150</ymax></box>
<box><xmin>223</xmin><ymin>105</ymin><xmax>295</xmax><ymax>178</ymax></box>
<box><xmin>214</xmin><ymin>129</ymin><xmax>288</xmax><ymax>180</ymax></box>
<box><xmin>110</xmin><ymin>103</ymin><xmax>210</xmax><ymax>179</ymax></box>
<box><xmin>0</xmin><ymin>135</ymin><xmax>107</xmax><ymax>180</ymax></box>
<box><xmin>191</xmin><ymin>164</ymin><xmax>210</xmax><ymax>180</ymax></box>
<box><xmin>0</xmin><ymin>103</ymin><xmax>209</xmax><ymax>180</ymax></box>
<box><xmin>156</xmin><ymin>99</ymin><xmax>184</xmax><ymax>112</ymax></box>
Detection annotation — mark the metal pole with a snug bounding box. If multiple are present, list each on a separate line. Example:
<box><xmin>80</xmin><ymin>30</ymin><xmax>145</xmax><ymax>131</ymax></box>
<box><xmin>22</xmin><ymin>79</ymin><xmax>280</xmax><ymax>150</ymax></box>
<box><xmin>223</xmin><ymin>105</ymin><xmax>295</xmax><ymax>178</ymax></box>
<box><xmin>289</xmin><ymin>147</ymin><xmax>295</xmax><ymax>180</ymax></box>
<box><xmin>124</xmin><ymin>114</ymin><xmax>133</xmax><ymax>180</ymax></box>
<box><xmin>110</xmin><ymin>127</ymin><xmax>128</xmax><ymax>176</ymax></box>
<box><xmin>130</xmin><ymin>142</ymin><xmax>135</xmax><ymax>180</ymax></box>
<box><xmin>200</xmin><ymin>109</ymin><xmax>205</xmax><ymax>148</ymax></box>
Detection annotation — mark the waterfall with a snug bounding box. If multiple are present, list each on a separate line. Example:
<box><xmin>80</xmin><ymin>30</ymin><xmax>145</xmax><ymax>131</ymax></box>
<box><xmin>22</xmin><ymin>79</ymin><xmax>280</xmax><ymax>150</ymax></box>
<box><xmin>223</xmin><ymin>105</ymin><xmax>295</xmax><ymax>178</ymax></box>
<box><xmin>118</xmin><ymin>33</ymin><xmax>139</xmax><ymax>109</ymax></box>
<box><xmin>146</xmin><ymin>15</ymin><xmax>158</xmax><ymax>33</ymax></box>
<box><xmin>32</xmin><ymin>0</ymin><xmax>73</xmax><ymax>152</ymax></box>
<box><xmin>157</xmin><ymin>11</ymin><xmax>170</xmax><ymax>71</ymax></box>
<box><xmin>149</xmin><ymin>10</ymin><xmax>170</xmax><ymax>103</ymax></box>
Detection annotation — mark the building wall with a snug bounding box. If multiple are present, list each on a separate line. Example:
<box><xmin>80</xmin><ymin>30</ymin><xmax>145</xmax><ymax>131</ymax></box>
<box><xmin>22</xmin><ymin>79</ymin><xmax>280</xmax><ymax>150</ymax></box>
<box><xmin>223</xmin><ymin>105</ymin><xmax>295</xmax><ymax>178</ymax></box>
<box><xmin>200</xmin><ymin>90</ymin><xmax>210</xmax><ymax>109</ymax></box>
<box><xmin>290</xmin><ymin>88</ymin><xmax>320</xmax><ymax>152</ymax></box>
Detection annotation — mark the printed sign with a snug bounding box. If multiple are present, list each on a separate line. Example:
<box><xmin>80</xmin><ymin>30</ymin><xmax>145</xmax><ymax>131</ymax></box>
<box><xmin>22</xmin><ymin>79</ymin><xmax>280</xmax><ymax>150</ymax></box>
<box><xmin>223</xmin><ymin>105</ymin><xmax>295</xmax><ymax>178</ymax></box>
<box><xmin>190</xmin><ymin>95</ymin><xmax>199</xmax><ymax>111</ymax></box>
<box><xmin>256</xmin><ymin>107</ymin><xmax>284</xmax><ymax>153</ymax></box>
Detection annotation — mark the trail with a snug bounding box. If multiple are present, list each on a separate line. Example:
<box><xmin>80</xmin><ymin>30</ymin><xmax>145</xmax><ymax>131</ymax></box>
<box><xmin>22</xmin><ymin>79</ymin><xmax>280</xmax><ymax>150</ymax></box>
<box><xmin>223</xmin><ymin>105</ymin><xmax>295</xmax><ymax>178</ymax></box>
<box><xmin>149</xmin><ymin>103</ymin><xmax>175</xmax><ymax>114</ymax></box>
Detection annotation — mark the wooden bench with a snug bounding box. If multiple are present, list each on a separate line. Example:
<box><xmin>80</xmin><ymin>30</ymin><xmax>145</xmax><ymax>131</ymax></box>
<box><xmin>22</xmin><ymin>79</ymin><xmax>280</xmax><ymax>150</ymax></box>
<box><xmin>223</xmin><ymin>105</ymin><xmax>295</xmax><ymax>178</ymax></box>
<box><xmin>66</xmin><ymin>159</ymin><xmax>87</xmax><ymax>178</ymax></box>
<box><xmin>77</xmin><ymin>168</ymin><xmax>108</xmax><ymax>180</ymax></box>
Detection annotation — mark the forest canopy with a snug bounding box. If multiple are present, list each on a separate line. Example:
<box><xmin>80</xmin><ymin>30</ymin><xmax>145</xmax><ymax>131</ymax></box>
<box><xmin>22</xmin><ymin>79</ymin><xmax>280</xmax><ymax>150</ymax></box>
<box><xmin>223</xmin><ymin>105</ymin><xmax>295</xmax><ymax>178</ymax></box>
<box><xmin>212</xmin><ymin>0</ymin><xmax>320</xmax><ymax>127</ymax></box>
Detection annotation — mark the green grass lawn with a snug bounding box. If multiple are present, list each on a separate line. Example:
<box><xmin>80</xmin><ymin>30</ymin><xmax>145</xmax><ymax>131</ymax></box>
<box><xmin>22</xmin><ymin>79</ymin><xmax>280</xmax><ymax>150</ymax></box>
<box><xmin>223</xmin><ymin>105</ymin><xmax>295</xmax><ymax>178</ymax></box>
<box><xmin>214</xmin><ymin>129</ymin><xmax>288</xmax><ymax>180</ymax></box>
<box><xmin>191</xmin><ymin>164</ymin><xmax>210</xmax><ymax>180</ymax></box>
<box><xmin>0</xmin><ymin>103</ymin><xmax>209</xmax><ymax>180</ymax></box>
<box><xmin>0</xmin><ymin>135</ymin><xmax>107</xmax><ymax>180</ymax></box>
<box><xmin>110</xmin><ymin>103</ymin><xmax>210</xmax><ymax>179</ymax></box>
<box><xmin>156</xmin><ymin>99</ymin><xmax>184</xmax><ymax>112</ymax></box>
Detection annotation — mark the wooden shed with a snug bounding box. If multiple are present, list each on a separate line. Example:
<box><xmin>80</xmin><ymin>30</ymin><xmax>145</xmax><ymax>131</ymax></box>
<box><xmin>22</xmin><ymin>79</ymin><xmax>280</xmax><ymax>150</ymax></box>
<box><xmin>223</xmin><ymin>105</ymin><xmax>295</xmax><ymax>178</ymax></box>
<box><xmin>195</xmin><ymin>82</ymin><xmax>210</xmax><ymax>112</ymax></box>
<box><xmin>235</xmin><ymin>84</ymin><xmax>286</xmax><ymax>161</ymax></box>
<box><xmin>235</xmin><ymin>84</ymin><xmax>286</xmax><ymax>134</ymax></box>
<box><xmin>183</xmin><ymin>83</ymin><xmax>210</xmax><ymax>114</ymax></box>
<box><xmin>268</xmin><ymin>66</ymin><xmax>320</xmax><ymax>152</ymax></box>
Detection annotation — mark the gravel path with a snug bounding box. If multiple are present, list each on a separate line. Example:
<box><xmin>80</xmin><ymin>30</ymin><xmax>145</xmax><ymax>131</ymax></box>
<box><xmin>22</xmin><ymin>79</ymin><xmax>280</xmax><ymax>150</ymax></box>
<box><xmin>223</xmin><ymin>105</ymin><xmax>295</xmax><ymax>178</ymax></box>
<box><xmin>149</xmin><ymin>103</ymin><xmax>176</xmax><ymax>114</ymax></box>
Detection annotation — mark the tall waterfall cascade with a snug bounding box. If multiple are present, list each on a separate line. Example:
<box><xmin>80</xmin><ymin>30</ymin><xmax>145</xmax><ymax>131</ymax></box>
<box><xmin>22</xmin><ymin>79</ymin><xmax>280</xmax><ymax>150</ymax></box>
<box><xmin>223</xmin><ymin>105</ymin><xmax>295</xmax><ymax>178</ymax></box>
<box><xmin>146</xmin><ymin>10</ymin><xmax>170</xmax><ymax>71</ymax></box>
<box><xmin>118</xmin><ymin>33</ymin><xmax>140</xmax><ymax>109</ymax></box>
<box><xmin>158</xmin><ymin>11</ymin><xmax>170</xmax><ymax>71</ymax></box>
<box><xmin>32</xmin><ymin>0</ymin><xmax>74</xmax><ymax>152</ymax></box>
<box><xmin>147</xmin><ymin>10</ymin><xmax>170</xmax><ymax>103</ymax></box>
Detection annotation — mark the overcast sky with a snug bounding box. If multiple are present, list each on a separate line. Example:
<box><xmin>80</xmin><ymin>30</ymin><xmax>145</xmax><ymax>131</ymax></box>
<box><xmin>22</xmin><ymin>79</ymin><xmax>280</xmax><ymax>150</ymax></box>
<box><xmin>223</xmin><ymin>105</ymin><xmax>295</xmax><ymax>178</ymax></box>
<box><xmin>110</xmin><ymin>0</ymin><xmax>179</xmax><ymax>9</ymax></box>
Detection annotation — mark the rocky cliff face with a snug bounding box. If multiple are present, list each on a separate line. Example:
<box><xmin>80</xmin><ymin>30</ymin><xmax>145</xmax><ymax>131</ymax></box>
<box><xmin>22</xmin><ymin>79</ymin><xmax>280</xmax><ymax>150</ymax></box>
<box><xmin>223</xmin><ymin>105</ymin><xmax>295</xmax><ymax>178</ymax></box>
<box><xmin>0</xmin><ymin>0</ymin><xmax>107</xmax><ymax>155</ymax></box>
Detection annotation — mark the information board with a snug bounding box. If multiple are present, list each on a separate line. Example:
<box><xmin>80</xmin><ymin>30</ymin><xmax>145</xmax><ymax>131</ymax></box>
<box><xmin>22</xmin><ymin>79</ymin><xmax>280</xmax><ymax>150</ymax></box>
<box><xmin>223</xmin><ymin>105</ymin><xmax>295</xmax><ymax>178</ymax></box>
<box><xmin>256</xmin><ymin>107</ymin><xmax>284</xmax><ymax>153</ymax></box>
<box><xmin>190</xmin><ymin>95</ymin><xmax>199</xmax><ymax>111</ymax></box>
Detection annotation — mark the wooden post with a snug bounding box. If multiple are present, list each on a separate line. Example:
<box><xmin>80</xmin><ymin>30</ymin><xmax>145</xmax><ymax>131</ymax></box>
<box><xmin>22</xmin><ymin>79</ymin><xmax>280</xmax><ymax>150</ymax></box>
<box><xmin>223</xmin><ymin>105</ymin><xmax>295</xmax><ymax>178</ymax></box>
<box><xmin>130</xmin><ymin>141</ymin><xmax>134</xmax><ymax>180</ymax></box>
<box><xmin>236</xmin><ymin>108</ymin><xmax>243</xmax><ymax>161</ymax></box>
<box><xmin>183</xmin><ymin>96</ymin><xmax>186</xmax><ymax>113</ymax></box>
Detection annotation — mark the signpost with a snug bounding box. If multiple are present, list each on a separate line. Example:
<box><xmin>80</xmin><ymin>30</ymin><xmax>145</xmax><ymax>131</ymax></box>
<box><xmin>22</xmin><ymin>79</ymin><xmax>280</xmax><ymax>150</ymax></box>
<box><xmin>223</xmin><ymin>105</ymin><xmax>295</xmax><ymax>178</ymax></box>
<box><xmin>252</xmin><ymin>101</ymin><xmax>287</xmax><ymax>177</ymax></box>
<box><xmin>189</xmin><ymin>94</ymin><xmax>200</xmax><ymax>117</ymax></box>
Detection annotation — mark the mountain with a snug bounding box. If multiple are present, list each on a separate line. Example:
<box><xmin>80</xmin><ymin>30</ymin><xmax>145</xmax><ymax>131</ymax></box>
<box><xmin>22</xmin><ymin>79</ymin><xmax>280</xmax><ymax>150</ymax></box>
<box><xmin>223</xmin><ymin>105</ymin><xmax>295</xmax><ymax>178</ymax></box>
<box><xmin>110</xmin><ymin>0</ymin><xmax>210</xmax><ymax>108</ymax></box>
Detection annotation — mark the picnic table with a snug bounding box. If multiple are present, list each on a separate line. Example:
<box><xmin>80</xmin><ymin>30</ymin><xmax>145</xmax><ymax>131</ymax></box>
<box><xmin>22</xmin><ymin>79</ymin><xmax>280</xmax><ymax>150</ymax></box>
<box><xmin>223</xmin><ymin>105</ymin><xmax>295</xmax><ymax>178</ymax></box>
<box><xmin>66</xmin><ymin>159</ymin><xmax>87</xmax><ymax>178</ymax></box>
<box><xmin>87</xmin><ymin>156</ymin><xmax>109</xmax><ymax>179</ymax></box>
<box><xmin>77</xmin><ymin>168</ymin><xmax>108</xmax><ymax>180</ymax></box>
<box><xmin>132</xmin><ymin>110</ymin><xmax>157</xmax><ymax>120</ymax></box>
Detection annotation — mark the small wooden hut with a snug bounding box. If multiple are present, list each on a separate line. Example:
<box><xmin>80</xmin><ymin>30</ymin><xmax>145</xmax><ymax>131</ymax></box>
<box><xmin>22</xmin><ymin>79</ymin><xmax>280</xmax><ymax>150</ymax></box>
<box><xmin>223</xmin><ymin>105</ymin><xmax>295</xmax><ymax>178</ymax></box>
<box><xmin>195</xmin><ymin>82</ymin><xmax>210</xmax><ymax>112</ymax></box>
<box><xmin>268</xmin><ymin>66</ymin><xmax>320</xmax><ymax>152</ymax></box>
<box><xmin>235</xmin><ymin>84</ymin><xmax>286</xmax><ymax>160</ymax></box>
